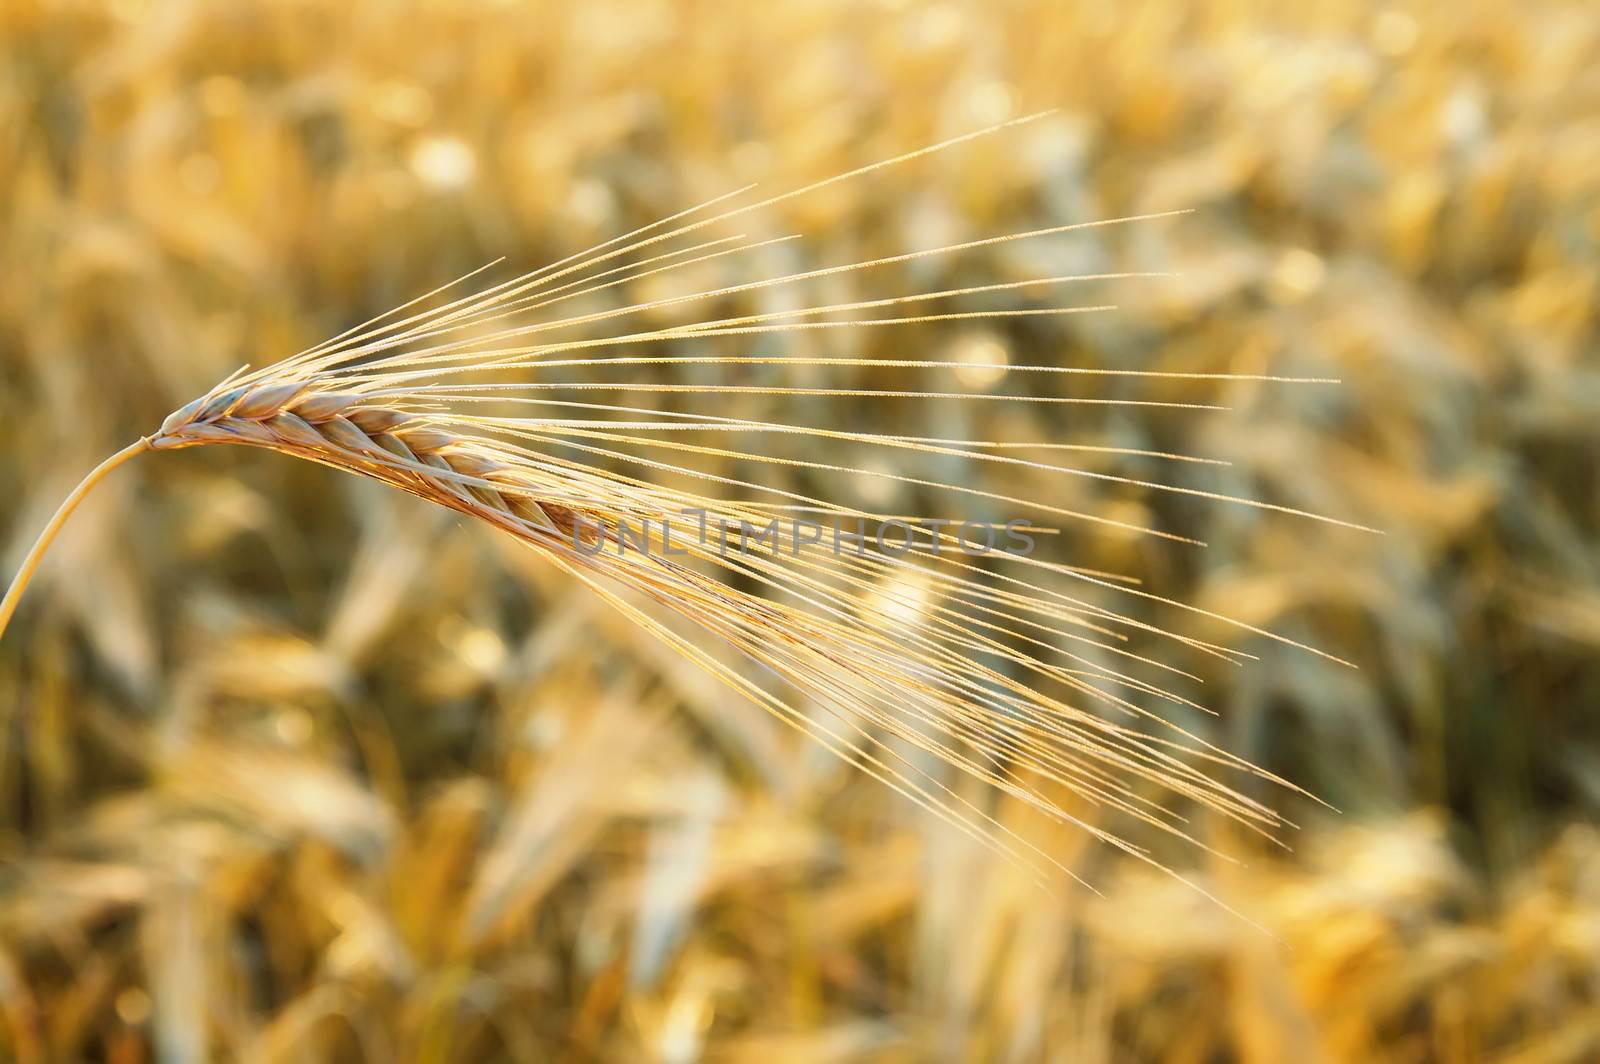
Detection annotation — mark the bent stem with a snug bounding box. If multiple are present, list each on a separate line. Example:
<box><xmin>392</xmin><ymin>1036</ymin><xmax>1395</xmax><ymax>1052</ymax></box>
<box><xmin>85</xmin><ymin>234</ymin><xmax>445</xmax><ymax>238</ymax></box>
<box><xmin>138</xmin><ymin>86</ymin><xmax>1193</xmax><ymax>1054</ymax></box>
<box><xmin>0</xmin><ymin>438</ymin><xmax>152</xmax><ymax>644</ymax></box>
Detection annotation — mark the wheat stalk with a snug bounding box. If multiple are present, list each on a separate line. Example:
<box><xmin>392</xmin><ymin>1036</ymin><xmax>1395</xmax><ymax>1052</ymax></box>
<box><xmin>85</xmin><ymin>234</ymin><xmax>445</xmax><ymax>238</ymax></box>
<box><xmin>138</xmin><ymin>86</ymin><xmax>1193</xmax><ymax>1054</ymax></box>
<box><xmin>0</xmin><ymin>118</ymin><xmax>1366</xmax><ymax>897</ymax></box>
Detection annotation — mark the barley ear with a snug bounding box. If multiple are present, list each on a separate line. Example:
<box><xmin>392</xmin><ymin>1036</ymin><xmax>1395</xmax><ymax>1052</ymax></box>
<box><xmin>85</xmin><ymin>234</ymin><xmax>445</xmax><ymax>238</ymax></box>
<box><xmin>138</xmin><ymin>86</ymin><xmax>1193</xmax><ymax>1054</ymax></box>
<box><xmin>0</xmin><ymin>438</ymin><xmax>152</xmax><ymax>643</ymax></box>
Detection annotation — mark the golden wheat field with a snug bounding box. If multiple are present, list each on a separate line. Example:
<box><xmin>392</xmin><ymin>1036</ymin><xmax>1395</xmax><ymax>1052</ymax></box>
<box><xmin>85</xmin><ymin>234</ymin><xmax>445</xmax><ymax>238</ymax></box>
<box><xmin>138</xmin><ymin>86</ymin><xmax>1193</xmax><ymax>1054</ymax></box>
<box><xmin>2</xmin><ymin>0</ymin><xmax>1599</xmax><ymax>1061</ymax></box>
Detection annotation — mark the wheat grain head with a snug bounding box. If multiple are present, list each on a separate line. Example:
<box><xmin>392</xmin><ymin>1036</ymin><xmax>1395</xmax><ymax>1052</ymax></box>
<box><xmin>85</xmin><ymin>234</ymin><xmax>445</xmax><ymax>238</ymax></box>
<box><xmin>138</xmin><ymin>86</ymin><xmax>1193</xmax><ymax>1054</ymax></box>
<box><xmin>0</xmin><ymin>119</ymin><xmax>1369</xmax><ymax>897</ymax></box>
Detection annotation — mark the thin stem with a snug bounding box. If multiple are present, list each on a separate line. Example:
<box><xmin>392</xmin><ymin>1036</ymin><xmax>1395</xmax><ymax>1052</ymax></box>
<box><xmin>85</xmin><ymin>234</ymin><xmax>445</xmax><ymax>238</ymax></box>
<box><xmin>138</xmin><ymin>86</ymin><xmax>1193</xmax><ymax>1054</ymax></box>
<box><xmin>0</xmin><ymin>438</ymin><xmax>152</xmax><ymax>643</ymax></box>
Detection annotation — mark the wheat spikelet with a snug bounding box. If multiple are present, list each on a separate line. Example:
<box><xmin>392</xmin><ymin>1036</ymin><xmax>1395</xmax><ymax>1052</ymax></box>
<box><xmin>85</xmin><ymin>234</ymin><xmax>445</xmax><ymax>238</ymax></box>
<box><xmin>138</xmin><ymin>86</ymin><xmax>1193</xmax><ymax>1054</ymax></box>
<box><xmin>0</xmin><ymin>117</ymin><xmax>1370</xmax><ymax>899</ymax></box>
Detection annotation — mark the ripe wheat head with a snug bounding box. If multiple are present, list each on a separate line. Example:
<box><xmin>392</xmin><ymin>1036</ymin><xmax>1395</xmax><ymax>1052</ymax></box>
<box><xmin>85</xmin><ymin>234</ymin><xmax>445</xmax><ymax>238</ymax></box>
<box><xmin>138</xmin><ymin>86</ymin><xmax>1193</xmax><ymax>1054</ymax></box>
<box><xmin>0</xmin><ymin>116</ymin><xmax>1370</xmax><ymax>899</ymax></box>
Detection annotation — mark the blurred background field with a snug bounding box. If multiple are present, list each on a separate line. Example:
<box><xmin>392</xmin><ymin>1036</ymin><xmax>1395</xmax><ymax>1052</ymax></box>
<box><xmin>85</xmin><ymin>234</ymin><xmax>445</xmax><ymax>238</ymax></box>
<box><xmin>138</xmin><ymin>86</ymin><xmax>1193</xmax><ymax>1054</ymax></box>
<box><xmin>2</xmin><ymin>0</ymin><xmax>1599</xmax><ymax>1060</ymax></box>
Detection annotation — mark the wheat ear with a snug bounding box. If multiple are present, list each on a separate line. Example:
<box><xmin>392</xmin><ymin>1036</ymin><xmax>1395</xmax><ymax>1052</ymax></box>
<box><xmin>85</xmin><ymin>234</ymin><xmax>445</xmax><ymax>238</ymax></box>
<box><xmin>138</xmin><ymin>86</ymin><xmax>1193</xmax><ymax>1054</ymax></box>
<box><xmin>0</xmin><ymin>120</ymin><xmax>1365</xmax><ymax>895</ymax></box>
